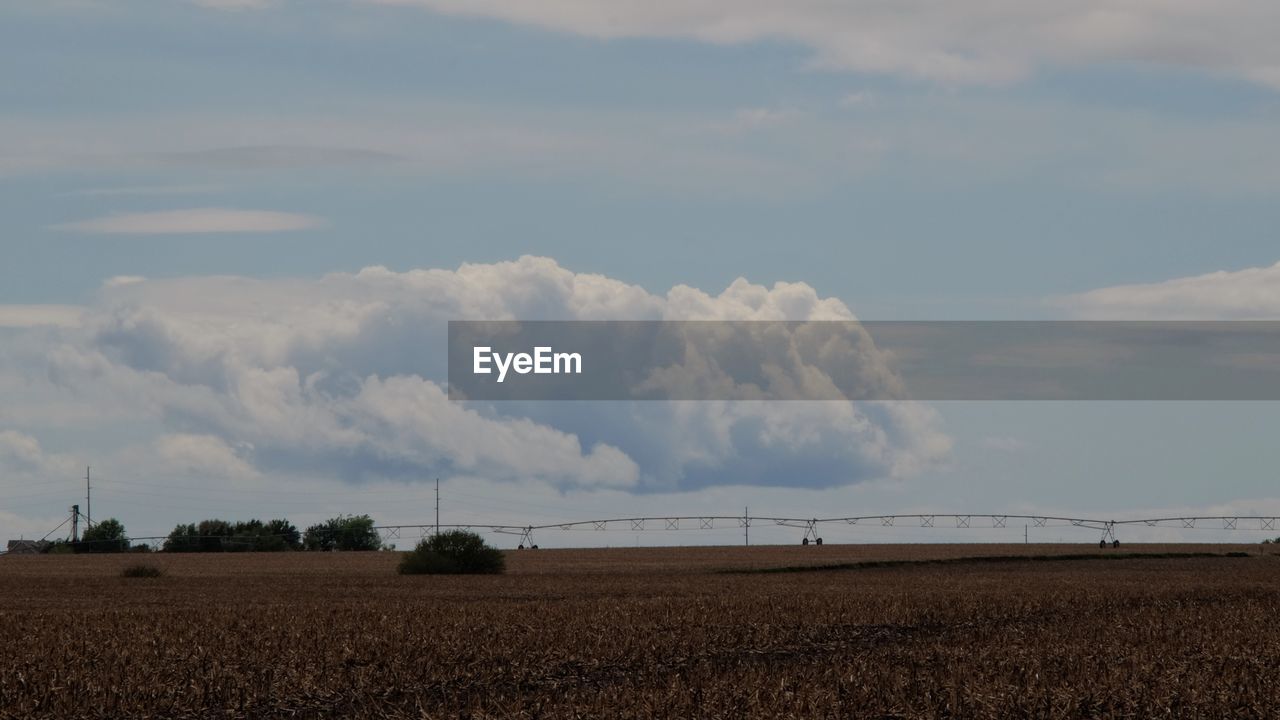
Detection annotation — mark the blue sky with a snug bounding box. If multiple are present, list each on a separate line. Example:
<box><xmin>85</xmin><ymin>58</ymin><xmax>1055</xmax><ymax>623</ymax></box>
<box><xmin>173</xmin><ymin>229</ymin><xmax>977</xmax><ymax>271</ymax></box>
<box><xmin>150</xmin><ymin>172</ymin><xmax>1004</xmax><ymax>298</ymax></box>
<box><xmin>4</xmin><ymin>1</ymin><xmax>1280</xmax><ymax>545</ymax></box>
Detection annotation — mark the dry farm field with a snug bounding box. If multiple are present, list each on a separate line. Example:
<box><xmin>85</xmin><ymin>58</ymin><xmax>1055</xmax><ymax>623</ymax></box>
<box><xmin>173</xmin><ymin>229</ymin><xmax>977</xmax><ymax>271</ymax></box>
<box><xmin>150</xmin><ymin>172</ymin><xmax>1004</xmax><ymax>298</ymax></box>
<box><xmin>1</xmin><ymin>543</ymin><xmax>1278</xmax><ymax>718</ymax></box>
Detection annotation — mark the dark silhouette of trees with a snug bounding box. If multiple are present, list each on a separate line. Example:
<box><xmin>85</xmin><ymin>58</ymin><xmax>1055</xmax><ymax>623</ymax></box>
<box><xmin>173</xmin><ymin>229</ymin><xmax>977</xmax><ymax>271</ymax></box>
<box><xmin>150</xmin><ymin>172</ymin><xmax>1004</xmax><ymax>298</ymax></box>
<box><xmin>261</xmin><ymin>519</ymin><xmax>303</xmax><ymax>550</ymax></box>
<box><xmin>303</xmin><ymin>514</ymin><xmax>382</xmax><ymax>551</ymax></box>
<box><xmin>79</xmin><ymin>518</ymin><xmax>129</xmax><ymax>553</ymax></box>
<box><xmin>163</xmin><ymin>518</ymin><xmax>302</xmax><ymax>552</ymax></box>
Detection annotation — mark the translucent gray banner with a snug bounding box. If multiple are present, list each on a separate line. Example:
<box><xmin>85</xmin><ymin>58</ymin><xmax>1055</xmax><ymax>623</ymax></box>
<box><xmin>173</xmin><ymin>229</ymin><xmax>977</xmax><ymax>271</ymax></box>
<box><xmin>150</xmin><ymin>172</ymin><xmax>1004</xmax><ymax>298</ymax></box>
<box><xmin>448</xmin><ymin>321</ymin><xmax>1280</xmax><ymax>401</ymax></box>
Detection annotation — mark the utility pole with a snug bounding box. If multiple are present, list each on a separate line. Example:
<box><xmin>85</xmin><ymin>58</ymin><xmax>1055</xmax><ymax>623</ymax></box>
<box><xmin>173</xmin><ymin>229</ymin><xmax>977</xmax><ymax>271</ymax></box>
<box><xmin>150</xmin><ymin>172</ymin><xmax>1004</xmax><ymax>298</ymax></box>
<box><xmin>435</xmin><ymin>478</ymin><xmax>440</xmax><ymax>536</ymax></box>
<box><xmin>85</xmin><ymin>466</ymin><xmax>91</xmax><ymax>525</ymax></box>
<box><xmin>1025</xmin><ymin>524</ymin><xmax>1028</xmax><ymax>544</ymax></box>
<box><xmin>744</xmin><ymin>506</ymin><xmax>749</xmax><ymax>547</ymax></box>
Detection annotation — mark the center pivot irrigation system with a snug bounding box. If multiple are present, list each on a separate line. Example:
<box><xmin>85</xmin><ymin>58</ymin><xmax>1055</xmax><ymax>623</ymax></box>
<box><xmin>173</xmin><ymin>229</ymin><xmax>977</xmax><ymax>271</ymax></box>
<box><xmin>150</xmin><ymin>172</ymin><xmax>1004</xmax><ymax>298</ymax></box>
<box><xmin>371</xmin><ymin>512</ymin><xmax>1280</xmax><ymax>549</ymax></box>
<box><xmin>12</xmin><ymin>509</ymin><xmax>1280</xmax><ymax>553</ymax></box>
<box><xmin>12</xmin><ymin>470</ymin><xmax>1279</xmax><ymax>551</ymax></box>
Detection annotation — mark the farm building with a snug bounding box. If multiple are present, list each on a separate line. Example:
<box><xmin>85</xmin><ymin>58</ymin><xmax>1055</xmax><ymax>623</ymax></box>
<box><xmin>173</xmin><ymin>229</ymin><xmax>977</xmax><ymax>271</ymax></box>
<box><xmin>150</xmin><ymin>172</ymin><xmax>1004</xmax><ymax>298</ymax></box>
<box><xmin>5</xmin><ymin>540</ymin><xmax>52</xmax><ymax>555</ymax></box>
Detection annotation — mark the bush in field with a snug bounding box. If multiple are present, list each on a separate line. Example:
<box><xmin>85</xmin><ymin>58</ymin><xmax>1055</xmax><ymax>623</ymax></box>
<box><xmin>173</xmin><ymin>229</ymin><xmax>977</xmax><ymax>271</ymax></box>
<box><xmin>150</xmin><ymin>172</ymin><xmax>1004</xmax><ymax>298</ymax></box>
<box><xmin>304</xmin><ymin>514</ymin><xmax>383</xmax><ymax>552</ymax></box>
<box><xmin>121</xmin><ymin>564</ymin><xmax>164</xmax><ymax>578</ymax></box>
<box><xmin>398</xmin><ymin>530</ymin><xmax>505</xmax><ymax>575</ymax></box>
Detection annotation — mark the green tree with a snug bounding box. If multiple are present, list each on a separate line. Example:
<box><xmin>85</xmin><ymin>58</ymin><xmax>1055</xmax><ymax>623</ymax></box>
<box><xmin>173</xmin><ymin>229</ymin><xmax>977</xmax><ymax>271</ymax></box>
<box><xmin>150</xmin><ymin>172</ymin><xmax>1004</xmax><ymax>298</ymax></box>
<box><xmin>263</xmin><ymin>518</ymin><xmax>302</xmax><ymax>550</ymax></box>
<box><xmin>79</xmin><ymin>518</ymin><xmax>129</xmax><ymax>553</ymax></box>
<box><xmin>304</xmin><ymin>514</ymin><xmax>382</xmax><ymax>551</ymax></box>
<box><xmin>194</xmin><ymin>519</ymin><xmax>233</xmax><ymax>552</ymax></box>
<box><xmin>162</xmin><ymin>520</ymin><xmax>232</xmax><ymax>552</ymax></box>
<box><xmin>162</xmin><ymin>523</ymin><xmax>199</xmax><ymax>552</ymax></box>
<box><xmin>225</xmin><ymin>519</ymin><xmax>262</xmax><ymax>552</ymax></box>
<box><xmin>225</xmin><ymin>518</ymin><xmax>302</xmax><ymax>551</ymax></box>
<box><xmin>398</xmin><ymin>530</ymin><xmax>505</xmax><ymax>575</ymax></box>
<box><xmin>164</xmin><ymin>518</ymin><xmax>303</xmax><ymax>552</ymax></box>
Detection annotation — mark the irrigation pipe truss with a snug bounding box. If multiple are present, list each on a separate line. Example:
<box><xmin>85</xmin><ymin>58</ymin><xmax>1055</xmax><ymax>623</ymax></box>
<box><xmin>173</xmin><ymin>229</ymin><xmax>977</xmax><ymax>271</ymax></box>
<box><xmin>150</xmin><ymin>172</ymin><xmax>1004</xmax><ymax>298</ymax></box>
<box><xmin>366</xmin><ymin>513</ymin><xmax>1280</xmax><ymax>547</ymax></box>
<box><xmin>13</xmin><ymin>513</ymin><xmax>1278</xmax><ymax>552</ymax></box>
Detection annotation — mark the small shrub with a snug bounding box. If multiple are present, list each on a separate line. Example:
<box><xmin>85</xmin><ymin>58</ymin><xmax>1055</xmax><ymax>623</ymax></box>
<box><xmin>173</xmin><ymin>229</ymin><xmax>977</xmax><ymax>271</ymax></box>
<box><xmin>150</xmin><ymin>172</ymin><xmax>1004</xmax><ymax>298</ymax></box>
<box><xmin>122</xmin><ymin>564</ymin><xmax>164</xmax><ymax>579</ymax></box>
<box><xmin>398</xmin><ymin>530</ymin><xmax>505</xmax><ymax>575</ymax></box>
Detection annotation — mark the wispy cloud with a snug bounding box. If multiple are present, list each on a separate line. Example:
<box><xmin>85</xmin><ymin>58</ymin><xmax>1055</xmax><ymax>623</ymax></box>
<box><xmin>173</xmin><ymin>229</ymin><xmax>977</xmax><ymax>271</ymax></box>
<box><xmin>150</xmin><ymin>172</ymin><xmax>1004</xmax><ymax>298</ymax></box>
<box><xmin>103</xmin><ymin>276</ymin><xmax>147</xmax><ymax>288</ymax></box>
<box><xmin>8</xmin><ymin>96</ymin><xmax>1280</xmax><ymax>197</ymax></box>
<box><xmin>1060</xmin><ymin>261</ymin><xmax>1280</xmax><ymax>320</ymax></box>
<box><xmin>838</xmin><ymin>92</ymin><xmax>875</xmax><ymax>109</ymax></box>
<box><xmin>0</xmin><ymin>305</ymin><xmax>82</xmax><ymax>328</ymax></box>
<box><xmin>153</xmin><ymin>145</ymin><xmax>402</xmax><ymax>169</ymax></box>
<box><xmin>710</xmin><ymin>107</ymin><xmax>803</xmax><ymax>133</ymax></box>
<box><xmin>190</xmin><ymin>0</ymin><xmax>273</xmax><ymax>9</ymax></box>
<box><xmin>50</xmin><ymin>208</ymin><xmax>325</xmax><ymax>235</ymax></box>
<box><xmin>65</xmin><ymin>184</ymin><xmax>224</xmax><ymax>198</ymax></box>
<box><xmin>373</xmin><ymin>1</ymin><xmax>1280</xmax><ymax>90</ymax></box>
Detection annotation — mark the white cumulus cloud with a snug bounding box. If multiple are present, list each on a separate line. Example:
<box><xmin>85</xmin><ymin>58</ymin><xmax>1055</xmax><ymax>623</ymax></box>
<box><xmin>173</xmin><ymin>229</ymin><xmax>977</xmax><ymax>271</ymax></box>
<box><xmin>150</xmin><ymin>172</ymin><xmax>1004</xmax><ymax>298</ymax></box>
<box><xmin>15</xmin><ymin>256</ymin><xmax>946</xmax><ymax>495</ymax></box>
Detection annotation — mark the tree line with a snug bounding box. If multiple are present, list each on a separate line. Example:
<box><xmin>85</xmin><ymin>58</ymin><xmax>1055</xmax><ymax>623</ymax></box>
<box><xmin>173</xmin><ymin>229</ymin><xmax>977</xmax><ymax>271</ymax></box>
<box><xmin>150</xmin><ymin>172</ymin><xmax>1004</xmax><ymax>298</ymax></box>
<box><xmin>46</xmin><ymin>514</ymin><xmax>386</xmax><ymax>553</ymax></box>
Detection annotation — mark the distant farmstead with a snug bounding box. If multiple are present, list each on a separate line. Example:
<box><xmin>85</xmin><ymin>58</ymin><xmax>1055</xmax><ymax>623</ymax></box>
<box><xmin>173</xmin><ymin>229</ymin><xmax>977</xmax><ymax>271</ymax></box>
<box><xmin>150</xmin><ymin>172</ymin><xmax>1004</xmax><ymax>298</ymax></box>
<box><xmin>5</xmin><ymin>540</ymin><xmax>52</xmax><ymax>555</ymax></box>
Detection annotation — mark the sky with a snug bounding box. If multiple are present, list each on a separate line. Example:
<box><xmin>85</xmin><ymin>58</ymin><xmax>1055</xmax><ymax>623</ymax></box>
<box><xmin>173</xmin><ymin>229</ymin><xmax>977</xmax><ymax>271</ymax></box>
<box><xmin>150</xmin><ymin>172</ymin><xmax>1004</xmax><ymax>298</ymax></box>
<box><xmin>4</xmin><ymin>0</ymin><xmax>1280</xmax><ymax>547</ymax></box>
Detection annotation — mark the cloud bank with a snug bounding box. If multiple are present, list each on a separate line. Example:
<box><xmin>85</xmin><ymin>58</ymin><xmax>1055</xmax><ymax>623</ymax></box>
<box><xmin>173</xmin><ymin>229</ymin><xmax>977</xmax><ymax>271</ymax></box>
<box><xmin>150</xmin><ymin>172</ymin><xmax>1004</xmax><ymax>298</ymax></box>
<box><xmin>372</xmin><ymin>1</ymin><xmax>1280</xmax><ymax>89</ymax></box>
<box><xmin>2</xmin><ymin>257</ymin><xmax>948</xmax><ymax>503</ymax></box>
<box><xmin>1062</xmin><ymin>261</ymin><xmax>1280</xmax><ymax>320</ymax></box>
<box><xmin>0</xmin><ymin>305</ymin><xmax>82</xmax><ymax>329</ymax></box>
